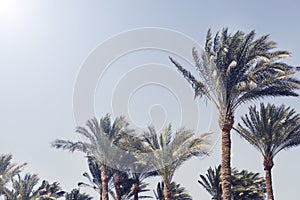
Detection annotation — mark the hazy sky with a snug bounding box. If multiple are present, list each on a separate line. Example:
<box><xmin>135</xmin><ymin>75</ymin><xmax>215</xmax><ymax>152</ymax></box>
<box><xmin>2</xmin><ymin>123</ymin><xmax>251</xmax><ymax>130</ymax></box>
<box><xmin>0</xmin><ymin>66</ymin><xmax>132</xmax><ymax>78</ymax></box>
<box><xmin>1</xmin><ymin>1</ymin><xmax>300</xmax><ymax>199</ymax></box>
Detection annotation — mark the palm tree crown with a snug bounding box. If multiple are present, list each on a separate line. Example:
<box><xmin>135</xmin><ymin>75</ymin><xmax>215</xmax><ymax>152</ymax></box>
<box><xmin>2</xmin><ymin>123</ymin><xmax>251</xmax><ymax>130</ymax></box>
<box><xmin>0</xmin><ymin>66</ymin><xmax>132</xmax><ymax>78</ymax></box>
<box><xmin>0</xmin><ymin>154</ymin><xmax>27</xmax><ymax>197</ymax></box>
<box><xmin>154</xmin><ymin>181</ymin><xmax>192</xmax><ymax>200</ymax></box>
<box><xmin>5</xmin><ymin>173</ymin><xmax>65</xmax><ymax>200</ymax></box>
<box><xmin>171</xmin><ymin>29</ymin><xmax>300</xmax><ymax>113</ymax></box>
<box><xmin>236</xmin><ymin>103</ymin><xmax>300</xmax><ymax>161</ymax></box>
<box><xmin>235</xmin><ymin>103</ymin><xmax>300</xmax><ymax>200</ymax></box>
<box><xmin>52</xmin><ymin>114</ymin><xmax>136</xmax><ymax>171</ymax></box>
<box><xmin>198</xmin><ymin>165</ymin><xmax>266</xmax><ymax>200</ymax></box>
<box><xmin>65</xmin><ymin>189</ymin><xmax>92</xmax><ymax>200</ymax></box>
<box><xmin>198</xmin><ymin>165</ymin><xmax>222</xmax><ymax>200</ymax></box>
<box><xmin>138</xmin><ymin>125</ymin><xmax>211</xmax><ymax>200</ymax></box>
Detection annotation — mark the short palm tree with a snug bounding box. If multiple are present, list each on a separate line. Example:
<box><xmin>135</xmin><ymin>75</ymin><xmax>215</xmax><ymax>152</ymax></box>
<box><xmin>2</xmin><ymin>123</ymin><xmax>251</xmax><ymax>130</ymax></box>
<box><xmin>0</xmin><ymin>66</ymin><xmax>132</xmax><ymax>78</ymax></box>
<box><xmin>138</xmin><ymin>125</ymin><xmax>211</xmax><ymax>200</ymax></box>
<box><xmin>170</xmin><ymin>28</ymin><xmax>300</xmax><ymax>199</ymax></box>
<box><xmin>79</xmin><ymin>157</ymin><xmax>154</xmax><ymax>200</ymax></box>
<box><xmin>35</xmin><ymin>180</ymin><xmax>65</xmax><ymax>199</ymax></box>
<box><xmin>65</xmin><ymin>189</ymin><xmax>92</xmax><ymax>200</ymax></box>
<box><xmin>231</xmin><ymin>168</ymin><xmax>266</xmax><ymax>200</ymax></box>
<box><xmin>0</xmin><ymin>154</ymin><xmax>27</xmax><ymax>197</ymax></box>
<box><xmin>6</xmin><ymin>173</ymin><xmax>40</xmax><ymax>200</ymax></box>
<box><xmin>78</xmin><ymin>157</ymin><xmax>114</xmax><ymax>197</ymax></box>
<box><xmin>154</xmin><ymin>181</ymin><xmax>192</xmax><ymax>200</ymax></box>
<box><xmin>109</xmin><ymin>161</ymin><xmax>158</xmax><ymax>200</ymax></box>
<box><xmin>114</xmin><ymin>130</ymin><xmax>159</xmax><ymax>200</ymax></box>
<box><xmin>5</xmin><ymin>173</ymin><xmax>64</xmax><ymax>200</ymax></box>
<box><xmin>235</xmin><ymin>103</ymin><xmax>300</xmax><ymax>200</ymax></box>
<box><xmin>109</xmin><ymin>171</ymin><xmax>136</xmax><ymax>200</ymax></box>
<box><xmin>198</xmin><ymin>165</ymin><xmax>266</xmax><ymax>200</ymax></box>
<box><xmin>127</xmin><ymin>168</ymin><xmax>158</xmax><ymax>200</ymax></box>
<box><xmin>198</xmin><ymin>165</ymin><xmax>222</xmax><ymax>200</ymax></box>
<box><xmin>52</xmin><ymin>114</ymin><xmax>136</xmax><ymax>200</ymax></box>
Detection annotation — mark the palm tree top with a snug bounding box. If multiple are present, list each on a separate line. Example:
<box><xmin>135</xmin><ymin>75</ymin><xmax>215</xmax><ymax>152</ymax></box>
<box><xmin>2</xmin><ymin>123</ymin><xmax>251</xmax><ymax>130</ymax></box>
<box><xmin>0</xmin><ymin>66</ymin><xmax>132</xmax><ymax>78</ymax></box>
<box><xmin>0</xmin><ymin>154</ymin><xmax>27</xmax><ymax>196</ymax></box>
<box><xmin>236</xmin><ymin>103</ymin><xmax>300</xmax><ymax>159</ymax></box>
<box><xmin>199</xmin><ymin>164</ymin><xmax>266</xmax><ymax>200</ymax></box>
<box><xmin>52</xmin><ymin>114</ymin><xmax>138</xmax><ymax>171</ymax></box>
<box><xmin>65</xmin><ymin>188</ymin><xmax>93</xmax><ymax>200</ymax></box>
<box><xmin>198</xmin><ymin>165</ymin><xmax>222</xmax><ymax>199</ymax></box>
<box><xmin>154</xmin><ymin>181</ymin><xmax>192</xmax><ymax>200</ymax></box>
<box><xmin>138</xmin><ymin>124</ymin><xmax>212</xmax><ymax>183</ymax></box>
<box><xmin>170</xmin><ymin>28</ymin><xmax>300</xmax><ymax>114</ymax></box>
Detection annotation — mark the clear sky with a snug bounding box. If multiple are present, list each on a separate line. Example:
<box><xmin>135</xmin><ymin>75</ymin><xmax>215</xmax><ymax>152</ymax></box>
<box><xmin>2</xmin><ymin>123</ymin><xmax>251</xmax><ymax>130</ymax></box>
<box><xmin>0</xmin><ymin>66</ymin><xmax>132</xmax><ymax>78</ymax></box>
<box><xmin>1</xmin><ymin>0</ymin><xmax>300</xmax><ymax>199</ymax></box>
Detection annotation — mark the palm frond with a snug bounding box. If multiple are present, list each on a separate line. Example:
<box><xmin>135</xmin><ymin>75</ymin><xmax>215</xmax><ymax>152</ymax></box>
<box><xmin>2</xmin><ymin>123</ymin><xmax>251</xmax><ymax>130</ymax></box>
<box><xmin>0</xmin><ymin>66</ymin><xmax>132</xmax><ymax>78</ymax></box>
<box><xmin>140</xmin><ymin>125</ymin><xmax>212</xmax><ymax>190</ymax></box>
<box><xmin>0</xmin><ymin>154</ymin><xmax>27</xmax><ymax>192</ymax></box>
<box><xmin>51</xmin><ymin>139</ymin><xmax>90</xmax><ymax>153</ymax></box>
<box><xmin>236</xmin><ymin>103</ymin><xmax>300</xmax><ymax>160</ymax></box>
<box><xmin>199</xmin><ymin>165</ymin><xmax>266</xmax><ymax>200</ymax></box>
<box><xmin>170</xmin><ymin>28</ymin><xmax>300</xmax><ymax>118</ymax></box>
<box><xmin>154</xmin><ymin>181</ymin><xmax>192</xmax><ymax>200</ymax></box>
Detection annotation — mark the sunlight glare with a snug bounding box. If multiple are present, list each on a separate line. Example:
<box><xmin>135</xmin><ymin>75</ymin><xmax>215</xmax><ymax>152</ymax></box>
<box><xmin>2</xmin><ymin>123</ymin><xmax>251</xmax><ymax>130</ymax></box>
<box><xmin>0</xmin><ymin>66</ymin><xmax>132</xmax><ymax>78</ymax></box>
<box><xmin>0</xmin><ymin>0</ymin><xmax>16</xmax><ymax>18</ymax></box>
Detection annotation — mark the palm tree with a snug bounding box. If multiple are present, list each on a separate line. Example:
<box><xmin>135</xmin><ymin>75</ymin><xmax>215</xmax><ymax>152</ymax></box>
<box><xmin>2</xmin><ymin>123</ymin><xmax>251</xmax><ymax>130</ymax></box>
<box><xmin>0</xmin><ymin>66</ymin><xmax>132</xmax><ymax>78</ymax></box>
<box><xmin>137</xmin><ymin>125</ymin><xmax>211</xmax><ymax>200</ymax></box>
<box><xmin>108</xmin><ymin>171</ymin><xmax>135</xmax><ymax>200</ymax></box>
<box><xmin>52</xmin><ymin>114</ymin><xmax>136</xmax><ymax>200</ymax></box>
<box><xmin>5</xmin><ymin>173</ymin><xmax>40</xmax><ymax>200</ymax></box>
<box><xmin>170</xmin><ymin>28</ymin><xmax>300</xmax><ymax>199</ymax></box>
<box><xmin>78</xmin><ymin>150</ymin><xmax>155</xmax><ymax>200</ymax></box>
<box><xmin>5</xmin><ymin>173</ymin><xmax>64</xmax><ymax>200</ymax></box>
<box><xmin>198</xmin><ymin>165</ymin><xmax>222</xmax><ymax>200</ymax></box>
<box><xmin>235</xmin><ymin>103</ymin><xmax>300</xmax><ymax>200</ymax></box>
<box><xmin>154</xmin><ymin>181</ymin><xmax>192</xmax><ymax>200</ymax></box>
<box><xmin>231</xmin><ymin>168</ymin><xmax>266</xmax><ymax>200</ymax></box>
<box><xmin>65</xmin><ymin>189</ymin><xmax>93</xmax><ymax>200</ymax></box>
<box><xmin>35</xmin><ymin>180</ymin><xmax>65</xmax><ymax>199</ymax></box>
<box><xmin>0</xmin><ymin>154</ymin><xmax>27</xmax><ymax>197</ymax></box>
<box><xmin>121</xmin><ymin>165</ymin><xmax>158</xmax><ymax>200</ymax></box>
<box><xmin>78</xmin><ymin>157</ymin><xmax>114</xmax><ymax>198</ymax></box>
<box><xmin>127</xmin><ymin>169</ymin><xmax>158</xmax><ymax>200</ymax></box>
<box><xmin>113</xmin><ymin>129</ymin><xmax>160</xmax><ymax>200</ymax></box>
<box><xmin>198</xmin><ymin>165</ymin><xmax>266</xmax><ymax>200</ymax></box>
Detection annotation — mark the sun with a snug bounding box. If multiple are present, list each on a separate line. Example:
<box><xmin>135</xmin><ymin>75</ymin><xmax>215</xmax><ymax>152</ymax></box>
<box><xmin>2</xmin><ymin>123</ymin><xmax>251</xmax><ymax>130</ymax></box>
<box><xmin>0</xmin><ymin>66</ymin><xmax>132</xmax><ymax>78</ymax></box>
<box><xmin>0</xmin><ymin>0</ymin><xmax>16</xmax><ymax>17</ymax></box>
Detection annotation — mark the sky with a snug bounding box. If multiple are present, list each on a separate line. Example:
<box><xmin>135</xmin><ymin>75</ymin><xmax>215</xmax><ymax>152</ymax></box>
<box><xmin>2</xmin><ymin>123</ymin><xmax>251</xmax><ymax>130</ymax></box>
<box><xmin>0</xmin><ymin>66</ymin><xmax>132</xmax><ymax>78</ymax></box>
<box><xmin>1</xmin><ymin>0</ymin><xmax>300</xmax><ymax>199</ymax></box>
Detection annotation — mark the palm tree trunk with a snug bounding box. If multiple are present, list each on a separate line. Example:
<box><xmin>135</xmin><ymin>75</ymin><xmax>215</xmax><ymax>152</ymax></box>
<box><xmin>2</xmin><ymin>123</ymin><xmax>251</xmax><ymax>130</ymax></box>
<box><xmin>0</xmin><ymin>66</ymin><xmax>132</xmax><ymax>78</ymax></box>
<box><xmin>100</xmin><ymin>164</ymin><xmax>109</xmax><ymax>200</ymax></box>
<box><xmin>264</xmin><ymin>158</ymin><xmax>274</xmax><ymax>200</ymax></box>
<box><xmin>219</xmin><ymin>113</ymin><xmax>234</xmax><ymax>200</ymax></box>
<box><xmin>132</xmin><ymin>183</ymin><xmax>139</xmax><ymax>200</ymax></box>
<box><xmin>265</xmin><ymin>169</ymin><xmax>274</xmax><ymax>200</ymax></box>
<box><xmin>113</xmin><ymin>171</ymin><xmax>122</xmax><ymax>200</ymax></box>
<box><xmin>163</xmin><ymin>181</ymin><xmax>171</xmax><ymax>200</ymax></box>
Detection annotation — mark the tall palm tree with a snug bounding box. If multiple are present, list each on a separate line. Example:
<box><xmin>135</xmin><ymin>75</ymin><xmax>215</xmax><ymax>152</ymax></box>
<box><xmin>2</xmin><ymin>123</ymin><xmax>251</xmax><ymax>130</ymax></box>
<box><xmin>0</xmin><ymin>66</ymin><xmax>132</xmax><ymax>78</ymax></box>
<box><xmin>198</xmin><ymin>165</ymin><xmax>266</xmax><ymax>200</ymax></box>
<box><xmin>0</xmin><ymin>154</ymin><xmax>27</xmax><ymax>197</ymax></box>
<box><xmin>52</xmin><ymin>114</ymin><xmax>136</xmax><ymax>200</ymax></box>
<box><xmin>235</xmin><ymin>103</ymin><xmax>300</xmax><ymax>200</ymax></box>
<box><xmin>154</xmin><ymin>181</ymin><xmax>192</xmax><ymax>200</ymax></box>
<box><xmin>170</xmin><ymin>28</ymin><xmax>300</xmax><ymax>199</ymax></box>
<box><xmin>137</xmin><ymin>124</ymin><xmax>211</xmax><ymax>200</ymax></box>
